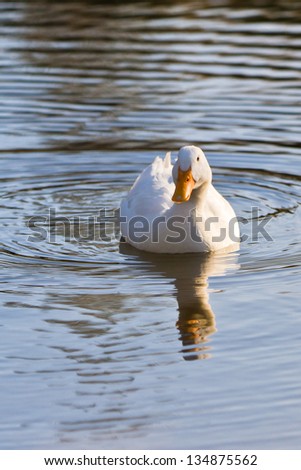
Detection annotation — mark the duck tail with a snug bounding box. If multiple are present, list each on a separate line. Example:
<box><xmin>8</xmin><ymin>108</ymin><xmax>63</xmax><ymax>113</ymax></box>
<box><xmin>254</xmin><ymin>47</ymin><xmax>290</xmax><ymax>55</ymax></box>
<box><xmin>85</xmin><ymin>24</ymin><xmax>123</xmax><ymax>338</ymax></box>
<box><xmin>164</xmin><ymin>151</ymin><xmax>171</xmax><ymax>168</ymax></box>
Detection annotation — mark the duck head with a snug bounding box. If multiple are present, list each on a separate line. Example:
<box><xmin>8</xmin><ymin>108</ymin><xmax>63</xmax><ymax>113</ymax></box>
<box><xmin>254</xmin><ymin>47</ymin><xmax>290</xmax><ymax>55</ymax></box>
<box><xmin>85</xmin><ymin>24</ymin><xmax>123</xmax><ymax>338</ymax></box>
<box><xmin>172</xmin><ymin>145</ymin><xmax>212</xmax><ymax>203</ymax></box>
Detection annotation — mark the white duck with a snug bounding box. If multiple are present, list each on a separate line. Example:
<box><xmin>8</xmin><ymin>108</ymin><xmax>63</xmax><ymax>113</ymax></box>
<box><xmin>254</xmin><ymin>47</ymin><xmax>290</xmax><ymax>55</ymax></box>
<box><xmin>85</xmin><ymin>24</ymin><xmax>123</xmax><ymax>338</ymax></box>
<box><xmin>120</xmin><ymin>145</ymin><xmax>240</xmax><ymax>253</ymax></box>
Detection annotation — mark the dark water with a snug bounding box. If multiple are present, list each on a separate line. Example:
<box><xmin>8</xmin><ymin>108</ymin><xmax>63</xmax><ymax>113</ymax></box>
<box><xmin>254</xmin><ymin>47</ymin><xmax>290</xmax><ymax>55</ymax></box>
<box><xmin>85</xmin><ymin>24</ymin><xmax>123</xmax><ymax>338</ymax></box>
<box><xmin>0</xmin><ymin>0</ymin><xmax>301</xmax><ymax>449</ymax></box>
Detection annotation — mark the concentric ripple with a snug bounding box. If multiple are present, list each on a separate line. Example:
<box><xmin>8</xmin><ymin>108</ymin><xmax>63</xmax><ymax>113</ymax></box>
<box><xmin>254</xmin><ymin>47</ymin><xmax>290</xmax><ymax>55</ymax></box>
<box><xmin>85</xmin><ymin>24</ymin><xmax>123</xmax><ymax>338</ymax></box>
<box><xmin>1</xmin><ymin>152</ymin><xmax>300</xmax><ymax>274</ymax></box>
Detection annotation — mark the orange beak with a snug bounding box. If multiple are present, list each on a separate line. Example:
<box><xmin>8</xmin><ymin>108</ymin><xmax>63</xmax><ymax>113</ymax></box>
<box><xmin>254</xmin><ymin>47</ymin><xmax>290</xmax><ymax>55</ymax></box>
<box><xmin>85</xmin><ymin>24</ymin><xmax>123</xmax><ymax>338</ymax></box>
<box><xmin>172</xmin><ymin>167</ymin><xmax>196</xmax><ymax>203</ymax></box>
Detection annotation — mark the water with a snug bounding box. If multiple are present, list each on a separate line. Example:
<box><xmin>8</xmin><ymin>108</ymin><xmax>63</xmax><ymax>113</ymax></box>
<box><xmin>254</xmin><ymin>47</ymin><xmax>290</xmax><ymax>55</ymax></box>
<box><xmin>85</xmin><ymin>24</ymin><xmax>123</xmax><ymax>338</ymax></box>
<box><xmin>0</xmin><ymin>0</ymin><xmax>301</xmax><ymax>450</ymax></box>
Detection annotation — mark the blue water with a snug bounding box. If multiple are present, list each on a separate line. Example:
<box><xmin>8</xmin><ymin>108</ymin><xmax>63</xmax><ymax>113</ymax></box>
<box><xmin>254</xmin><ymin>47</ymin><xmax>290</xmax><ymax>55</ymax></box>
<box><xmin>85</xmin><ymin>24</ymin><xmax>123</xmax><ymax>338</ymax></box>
<box><xmin>0</xmin><ymin>1</ymin><xmax>301</xmax><ymax>449</ymax></box>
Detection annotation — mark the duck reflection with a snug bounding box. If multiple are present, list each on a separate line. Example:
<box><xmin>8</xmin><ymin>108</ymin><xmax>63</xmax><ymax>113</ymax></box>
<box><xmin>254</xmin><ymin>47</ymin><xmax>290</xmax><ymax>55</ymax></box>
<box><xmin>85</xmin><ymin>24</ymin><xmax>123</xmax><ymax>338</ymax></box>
<box><xmin>119</xmin><ymin>242</ymin><xmax>239</xmax><ymax>361</ymax></box>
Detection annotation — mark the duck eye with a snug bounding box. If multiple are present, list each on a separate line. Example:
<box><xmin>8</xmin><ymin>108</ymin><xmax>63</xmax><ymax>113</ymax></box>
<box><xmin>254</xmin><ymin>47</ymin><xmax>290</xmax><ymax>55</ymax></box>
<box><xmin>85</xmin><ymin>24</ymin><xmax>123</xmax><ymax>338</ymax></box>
<box><xmin>197</xmin><ymin>157</ymin><xmax>200</xmax><ymax>161</ymax></box>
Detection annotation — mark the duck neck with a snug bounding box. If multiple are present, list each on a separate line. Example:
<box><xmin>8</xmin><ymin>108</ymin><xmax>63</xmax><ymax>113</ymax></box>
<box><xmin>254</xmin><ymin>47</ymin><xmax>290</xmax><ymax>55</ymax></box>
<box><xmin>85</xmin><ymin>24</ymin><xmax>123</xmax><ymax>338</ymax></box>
<box><xmin>190</xmin><ymin>181</ymin><xmax>211</xmax><ymax>207</ymax></box>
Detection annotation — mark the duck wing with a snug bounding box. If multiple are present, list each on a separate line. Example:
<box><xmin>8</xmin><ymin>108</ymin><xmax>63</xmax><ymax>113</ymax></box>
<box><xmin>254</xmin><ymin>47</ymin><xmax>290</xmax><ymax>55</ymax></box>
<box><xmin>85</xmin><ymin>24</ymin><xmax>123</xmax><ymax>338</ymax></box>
<box><xmin>120</xmin><ymin>152</ymin><xmax>174</xmax><ymax>220</ymax></box>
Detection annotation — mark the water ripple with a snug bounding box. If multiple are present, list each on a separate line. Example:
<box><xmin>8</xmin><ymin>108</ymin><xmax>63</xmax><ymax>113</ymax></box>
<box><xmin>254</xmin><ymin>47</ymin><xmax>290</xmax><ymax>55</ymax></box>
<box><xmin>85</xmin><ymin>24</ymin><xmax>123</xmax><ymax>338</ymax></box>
<box><xmin>1</xmin><ymin>0</ymin><xmax>301</xmax><ymax>450</ymax></box>
<box><xmin>0</xmin><ymin>1</ymin><xmax>301</xmax><ymax>154</ymax></box>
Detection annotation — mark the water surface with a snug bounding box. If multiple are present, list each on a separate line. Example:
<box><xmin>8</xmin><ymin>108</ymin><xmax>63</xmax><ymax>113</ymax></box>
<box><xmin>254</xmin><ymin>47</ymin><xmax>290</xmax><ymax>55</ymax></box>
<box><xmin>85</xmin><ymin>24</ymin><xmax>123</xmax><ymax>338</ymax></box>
<box><xmin>0</xmin><ymin>0</ymin><xmax>301</xmax><ymax>450</ymax></box>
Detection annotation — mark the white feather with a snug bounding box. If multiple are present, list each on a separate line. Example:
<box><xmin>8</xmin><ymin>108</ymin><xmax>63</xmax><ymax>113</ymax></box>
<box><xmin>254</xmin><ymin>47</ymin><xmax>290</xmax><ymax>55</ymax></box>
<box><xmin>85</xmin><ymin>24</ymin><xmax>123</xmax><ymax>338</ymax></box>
<box><xmin>120</xmin><ymin>146</ymin><xmax>240</xmax><ymax>253</ymax></box>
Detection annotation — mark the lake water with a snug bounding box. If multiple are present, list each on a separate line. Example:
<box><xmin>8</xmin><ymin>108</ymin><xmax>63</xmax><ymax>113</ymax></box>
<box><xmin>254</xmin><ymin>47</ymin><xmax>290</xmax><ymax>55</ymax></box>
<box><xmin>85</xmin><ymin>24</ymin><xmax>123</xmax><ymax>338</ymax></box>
<box><xmin>0</xmin><ymin>0</ymin><xmax>301</xmax><ymax>450</ymax></box>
